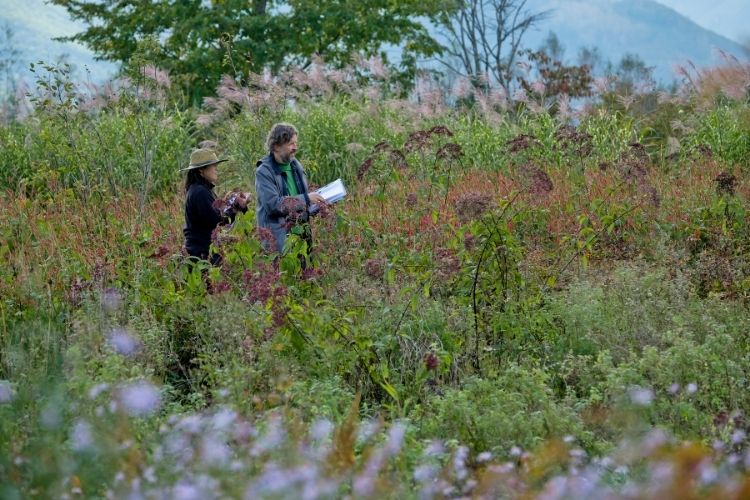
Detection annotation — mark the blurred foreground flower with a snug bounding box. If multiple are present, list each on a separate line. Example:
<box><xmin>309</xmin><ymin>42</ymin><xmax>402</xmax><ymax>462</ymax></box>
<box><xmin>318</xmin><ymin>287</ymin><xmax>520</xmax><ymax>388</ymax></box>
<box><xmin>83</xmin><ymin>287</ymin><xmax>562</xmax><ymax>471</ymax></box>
<box><xmin>118</xmin><ymin>380</ymin><xmax>161</xmax><ymax>417</ymax></box>
<box><xmin>629</xmin><ymin>386</ymin><xmax>654</xmax><ymax>406</ymax></box>
<box><xmin>107</xmin><ymin>327</ymin><xmax>141</xmax><ymax>357</ymax></box>
<box><xmin>100</xmin><ymin>287</ymin><xmax>123</xmax><ymax>312</ymax></box>
<box><xmin>0</xmin><ymin>380</ymin><xmax>13</xmax><ymax>403</ymax></box>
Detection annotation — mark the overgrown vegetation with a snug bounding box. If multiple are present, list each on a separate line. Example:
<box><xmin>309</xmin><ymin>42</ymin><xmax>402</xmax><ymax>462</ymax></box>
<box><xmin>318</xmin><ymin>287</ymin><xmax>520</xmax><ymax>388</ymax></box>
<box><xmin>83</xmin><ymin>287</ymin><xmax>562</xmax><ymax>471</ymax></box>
<box><xmin>1</xmin><ymin>54</ymin><xmax>750</xmax><ymax>498</ymax></box>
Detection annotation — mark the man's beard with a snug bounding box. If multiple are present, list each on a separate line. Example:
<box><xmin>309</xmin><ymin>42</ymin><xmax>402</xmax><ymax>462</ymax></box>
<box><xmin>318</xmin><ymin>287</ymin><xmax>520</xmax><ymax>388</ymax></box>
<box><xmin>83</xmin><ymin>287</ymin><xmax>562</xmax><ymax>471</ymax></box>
<box><xmin>279</xmin><ymin>152</ymin><xmax>294</xmax><ymax>163</ymax></box>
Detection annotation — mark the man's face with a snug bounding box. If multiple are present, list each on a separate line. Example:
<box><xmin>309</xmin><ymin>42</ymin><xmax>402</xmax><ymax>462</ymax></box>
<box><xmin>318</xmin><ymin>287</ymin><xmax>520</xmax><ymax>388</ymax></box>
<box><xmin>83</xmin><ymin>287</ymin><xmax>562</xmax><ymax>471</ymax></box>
<box><xmin>274</xmin><ymin>134</ymin><xmax>298</xmax><ymax>164</ymax></box>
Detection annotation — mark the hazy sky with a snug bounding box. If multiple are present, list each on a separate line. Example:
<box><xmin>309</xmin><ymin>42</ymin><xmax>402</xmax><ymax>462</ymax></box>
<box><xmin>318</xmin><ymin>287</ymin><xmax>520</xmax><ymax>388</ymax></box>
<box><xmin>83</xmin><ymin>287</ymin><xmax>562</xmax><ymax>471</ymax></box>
<box><xmin>657</xmin><ymin>0</ymin><xmax>749</xmax><ymax>43</ymax></box>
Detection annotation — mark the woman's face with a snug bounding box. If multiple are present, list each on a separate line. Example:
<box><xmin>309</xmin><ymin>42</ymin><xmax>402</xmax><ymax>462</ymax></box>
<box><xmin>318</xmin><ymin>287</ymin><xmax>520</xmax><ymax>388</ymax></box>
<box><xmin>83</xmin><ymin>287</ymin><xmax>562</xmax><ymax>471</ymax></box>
<box><xmin>200</xmin><ymin>164</ymin><xmax>219</xmax><ymax>184</ymax></box>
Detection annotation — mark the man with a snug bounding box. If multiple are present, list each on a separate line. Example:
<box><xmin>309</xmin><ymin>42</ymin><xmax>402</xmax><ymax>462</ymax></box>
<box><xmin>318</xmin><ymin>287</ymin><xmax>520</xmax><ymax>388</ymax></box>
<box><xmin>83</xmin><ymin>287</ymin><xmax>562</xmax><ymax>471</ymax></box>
<box><xmin>255</xmin><ymin>123</ymin><xmax>325</xmax><ymax>253</ymax></box>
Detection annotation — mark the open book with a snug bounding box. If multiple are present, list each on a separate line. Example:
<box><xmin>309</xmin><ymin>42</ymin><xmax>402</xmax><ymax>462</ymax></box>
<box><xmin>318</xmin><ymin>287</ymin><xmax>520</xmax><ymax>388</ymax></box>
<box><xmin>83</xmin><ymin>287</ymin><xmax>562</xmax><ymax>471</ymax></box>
<box><xmin>309</xmin><ymin>178</ymin><xmax>347</xmax><ymax>214</ymax></box>
<box><xmin>314</xmin><ymin>178</ymin><xmax>347</xmax><ymax>204</ymax></box>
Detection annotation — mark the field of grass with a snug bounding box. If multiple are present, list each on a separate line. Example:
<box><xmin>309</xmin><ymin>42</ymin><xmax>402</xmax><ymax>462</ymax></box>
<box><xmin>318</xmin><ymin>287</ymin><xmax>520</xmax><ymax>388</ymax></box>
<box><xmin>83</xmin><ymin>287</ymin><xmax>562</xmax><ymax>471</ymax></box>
<box><xmin>1</xmin><ymin>61</ymin><xmax>750</xmax><ymax>498</ymax></box>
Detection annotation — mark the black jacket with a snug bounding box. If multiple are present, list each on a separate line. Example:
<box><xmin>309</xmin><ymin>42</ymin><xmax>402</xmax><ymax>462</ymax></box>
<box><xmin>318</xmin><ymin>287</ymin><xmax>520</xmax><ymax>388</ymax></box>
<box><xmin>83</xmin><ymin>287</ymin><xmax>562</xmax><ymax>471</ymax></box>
<box><xmin>183</xmin><ymin>180</ymin><xmax>235</xmax><ymax>260</ymax></box>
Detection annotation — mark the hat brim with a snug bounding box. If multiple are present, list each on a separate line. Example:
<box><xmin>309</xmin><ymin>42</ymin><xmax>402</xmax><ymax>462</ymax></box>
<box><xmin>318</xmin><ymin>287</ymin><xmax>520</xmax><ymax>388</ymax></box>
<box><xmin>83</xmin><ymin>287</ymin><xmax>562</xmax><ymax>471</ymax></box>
<box><xmin>180</xmin><ymin>158</ymin><xmax>229</xmax><ymax>171</ymax></box>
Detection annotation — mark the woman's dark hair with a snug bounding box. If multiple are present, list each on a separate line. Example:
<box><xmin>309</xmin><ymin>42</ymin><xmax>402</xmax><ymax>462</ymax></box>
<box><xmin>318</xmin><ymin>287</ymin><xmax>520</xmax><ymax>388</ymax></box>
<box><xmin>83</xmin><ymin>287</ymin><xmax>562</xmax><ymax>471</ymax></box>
<box><xmin>265</xmin><ymin>123</ymin><xmax>298</xmax><ymax>153</ymax></box>
<box><xmin>185</xmin><ymin>167</ymin><xmax>209</xmax><ymax>192</ymax></box>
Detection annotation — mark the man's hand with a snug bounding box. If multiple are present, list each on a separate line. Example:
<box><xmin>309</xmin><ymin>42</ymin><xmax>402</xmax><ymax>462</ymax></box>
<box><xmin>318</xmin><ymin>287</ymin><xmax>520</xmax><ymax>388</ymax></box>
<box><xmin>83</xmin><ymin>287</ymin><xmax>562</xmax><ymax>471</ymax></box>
<box><xmin>308</xmin><ymin>193</ymin><xmax>326</xmax><ymax>204</ymax></box>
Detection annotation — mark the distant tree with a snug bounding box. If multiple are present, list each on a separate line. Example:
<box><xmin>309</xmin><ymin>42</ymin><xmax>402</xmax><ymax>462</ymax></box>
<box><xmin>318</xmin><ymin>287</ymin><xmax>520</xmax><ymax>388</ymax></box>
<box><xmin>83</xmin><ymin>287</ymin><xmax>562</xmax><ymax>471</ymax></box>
<box><xmin>438</xmin><ymin>0</ymin><xmax>550</xmax><ymax>93</ymax></box>
<box><xmin>577</xmin><ymin>45</ymin><xmax>604</xmax><ymax>75</ymax></box>
<box><xmin>516</xmin><ymin>32</ymin><xmax>594</xmax><ymax>107</ymax></box>
<box><xmin>0</xmin><ymin>25</ymin><xmax>23</xmax><ymax>120</ymax></box>
<box><xmin>611</xmin><ymin>53</ymin><xmax>656</xmax><ymax>94</ymax></box>
<box><xmin>51</xmin><ymin>0</ymin><xmax>451</xmax><ymax>103</ymax></box>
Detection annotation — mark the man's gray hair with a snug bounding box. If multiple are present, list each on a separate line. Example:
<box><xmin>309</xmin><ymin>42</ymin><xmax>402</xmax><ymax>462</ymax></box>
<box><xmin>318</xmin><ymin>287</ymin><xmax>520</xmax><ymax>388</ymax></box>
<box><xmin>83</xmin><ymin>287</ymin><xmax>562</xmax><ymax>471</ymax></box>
<box><xmin>266</xmin><ymin>123</ymin><xmax>298</xmax><ymax>152</ymax></box>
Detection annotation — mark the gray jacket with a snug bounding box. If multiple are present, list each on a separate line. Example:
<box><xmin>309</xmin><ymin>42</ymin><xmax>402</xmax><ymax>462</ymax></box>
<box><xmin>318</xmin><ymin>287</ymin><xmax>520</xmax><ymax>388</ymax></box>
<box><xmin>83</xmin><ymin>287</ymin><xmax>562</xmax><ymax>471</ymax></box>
<box><xmin>255</xmin><ymin>154</ymin><xmax>310</xmax><ymax>252</ymax></box>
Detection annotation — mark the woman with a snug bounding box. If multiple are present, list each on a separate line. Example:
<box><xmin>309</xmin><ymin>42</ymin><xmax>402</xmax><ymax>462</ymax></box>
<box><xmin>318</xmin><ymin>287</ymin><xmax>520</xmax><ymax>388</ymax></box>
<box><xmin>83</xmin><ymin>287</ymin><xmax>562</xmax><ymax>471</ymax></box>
<box><xmin>183</xmin><ymin>148</ymin><xmax>247</xmax><ymax>265</ymax></box>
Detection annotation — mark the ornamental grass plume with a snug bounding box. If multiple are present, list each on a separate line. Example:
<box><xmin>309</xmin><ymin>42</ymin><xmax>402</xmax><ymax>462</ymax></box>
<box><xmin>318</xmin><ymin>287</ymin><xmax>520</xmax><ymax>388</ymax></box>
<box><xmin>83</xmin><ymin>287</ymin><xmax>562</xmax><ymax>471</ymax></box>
<box><xmin>141</xmin><ymin>65</ymin><xmax>171</xmax><ymax>89</ymax></box>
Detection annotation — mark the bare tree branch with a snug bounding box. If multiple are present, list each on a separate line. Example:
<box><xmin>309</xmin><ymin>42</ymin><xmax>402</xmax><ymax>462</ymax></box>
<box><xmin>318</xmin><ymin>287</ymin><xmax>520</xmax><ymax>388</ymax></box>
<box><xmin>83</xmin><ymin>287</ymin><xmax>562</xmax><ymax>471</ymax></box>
<box><xmin>440</xmin><ymin>0</ymin><xmax>549</xmax><ymax>92</ymax></box>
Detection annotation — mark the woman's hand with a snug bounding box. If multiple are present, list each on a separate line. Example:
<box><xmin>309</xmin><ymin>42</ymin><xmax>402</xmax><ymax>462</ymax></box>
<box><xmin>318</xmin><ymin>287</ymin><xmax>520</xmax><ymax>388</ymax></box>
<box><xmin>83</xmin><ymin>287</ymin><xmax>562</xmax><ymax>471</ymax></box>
<box><xmin>234</xmin><ymin>192</ymin><xmax>248</xmax><ymax>210</ymax></box>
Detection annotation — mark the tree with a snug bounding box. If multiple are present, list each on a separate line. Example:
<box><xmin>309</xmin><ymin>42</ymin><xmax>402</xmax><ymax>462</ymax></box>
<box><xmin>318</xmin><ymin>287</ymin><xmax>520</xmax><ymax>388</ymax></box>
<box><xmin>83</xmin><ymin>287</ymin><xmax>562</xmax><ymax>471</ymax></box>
<box><xmin>51</xmin><ymin>0</ymin><xmax>451</xmax><ymax>103</ymax></box>
<box><xmin>517</xmin><ymin>32</ymin><xmax>593</xmax><ymax>106</ymax></box>
<box><xmin>438</xmin><ymin>0</ymin><xmax>549</xmax><ymax>93</ymax></box>
<box><xmin>0</xmin><ymin>25</ymin><xmax>23</xmax><ymax>120</ymax></box>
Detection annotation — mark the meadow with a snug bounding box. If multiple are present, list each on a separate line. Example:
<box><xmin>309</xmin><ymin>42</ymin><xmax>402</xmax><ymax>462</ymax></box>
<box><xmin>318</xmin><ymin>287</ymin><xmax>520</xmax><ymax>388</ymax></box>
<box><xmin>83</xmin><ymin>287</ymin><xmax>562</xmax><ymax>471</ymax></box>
<box><xmin>1</xmin><ymin>59</ymin><xmax>750</xmax><ymax>498</ymax></box>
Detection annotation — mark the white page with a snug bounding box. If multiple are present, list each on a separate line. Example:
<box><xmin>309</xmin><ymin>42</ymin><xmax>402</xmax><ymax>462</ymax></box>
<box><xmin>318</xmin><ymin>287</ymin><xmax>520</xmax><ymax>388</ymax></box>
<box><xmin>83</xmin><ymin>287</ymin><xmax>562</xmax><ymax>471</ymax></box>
<box><xmin>314</xmin><ymin>178</ymin><xmax>346</xmax><ymax>203</ymax></box>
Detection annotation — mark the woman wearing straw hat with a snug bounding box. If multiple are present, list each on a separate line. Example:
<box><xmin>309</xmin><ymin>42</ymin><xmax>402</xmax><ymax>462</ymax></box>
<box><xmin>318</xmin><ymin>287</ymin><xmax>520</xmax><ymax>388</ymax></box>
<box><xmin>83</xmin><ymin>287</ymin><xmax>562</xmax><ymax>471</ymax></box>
<box><xmin>182</xmin><ymin>148</ymin><xmax>247</xmax><ymax>265</ymax></box>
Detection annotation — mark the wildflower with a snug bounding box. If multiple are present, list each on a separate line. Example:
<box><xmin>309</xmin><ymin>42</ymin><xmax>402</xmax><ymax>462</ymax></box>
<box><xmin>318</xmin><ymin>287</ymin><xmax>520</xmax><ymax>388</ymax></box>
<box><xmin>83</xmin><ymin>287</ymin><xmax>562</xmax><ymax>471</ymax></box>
<box><xmin>629</xmin><ymin>386</ymin><xmax>654</xmax><ymax>406</ymax></box>
<box><xmin>453</xmin><ymin>446</ymin><xmax>469</xmax><ymax>480</ymax></box>
<box><xmin>454</xmin><ymin>191</ymin><xmax>492</xmax><ymax>223</ymax></box>
<box><xmin>88</xmin><ymin>383</ymin><xmax>109</xmax><ymax>400</ymax></box>
<box><xmin>384</xmin><ymin>421</ymin><xmax>406</xmax><ymax>456</ymax></box>
<box><xmin>0</xmin><ymin>381</ymin><xmax>14</xmax><ymax>403</ymax></box>
<box><xmin>715</xmin><ymin>172</ymin><xmax>737</xmax><ymax>196</ymax></box>
<box><xmin>668</xmin><ymin>383</ymin><xmax>680</xmax><ymax>395</ymax></box>
<box><xmin>107</xmin><ymin>327</ymin><xmax>140</xmax><ymax>357</ymax></box>
<box><xmin>414</xmin><ymin>464</ymin><xmax>438</xmax><ymax>483</ymax></box>
<box><xmin>310</xmin><ymin>419</ymin><xmax>334</xmax><ymax>441</ymax></box>
<box><xmin>477</xmin><ymin>451</ymin><xmax>493</xmax><ymax>463</ymax></box>
<box><xmin>200</xmin><ymin>433</ymin><xmax>232</xmax><ymax>466</ymax></box>
<box><xmin>149</xmin><ymin>245</ymin><xmax>170</xmax><ymax>259</ymax></box>
<box><xmin>209</xmin><ymin>407</ymin><xmax>237</xmax><ymax>432</ymax></box>
<box><xmin>435</xmin><ymin>142</ymin><xmax>463</xmax><ymax>161</ymax></box>
<box><xmin>70</xmin><ymin>420</ymin><xmax>95</xmax><ymax>452</ymax></box>
<box><xmin>363</xmin><ymin>258</ymin><xmax>385</xmax><ymax>279</ymax></box>
<box><xmin>118</xmin><ymin>380</ymin><xmax>161</xmax><ymax>417</ymax></box>
<box><xmin>732</xmin><ymin>430</ymin><xmax>746</xmax><ymax>444</ymax></box>
<box><xmin>423</xmin><ymin>440</ymin><xmax>445</xmax><ymax>458</ymax></box>
<box><xmin>423</xmin><ymin>352</ymin><xmax>439</xmax><ymax>371</ymax></box>
<box><xmin>686</xmin><ymin>382</ymin><xmax>698</xmax><ymax>394</ymax></box>
<box><xmin>211</xmin><ymin>281</ymin><xmax>231</xmax><ymax>294</ymax></box>
<box><xmin>100</xmin><ymin>287</ymin><xmax>123</xmax><ymax>312</ymax></box>
<box><xmin>251</xmin><ymin>416</ymin><xmax>285</xmax><ymax>456</ymax></box>
<box><xmin>357</xmin><ymin>157</ymin><xmax>374</xmax><ymax>180</ymax></box>
<box><xmin>507</xmin><ymin>134</ymin><xmax>539</xmax><ymax>153</ymax></box>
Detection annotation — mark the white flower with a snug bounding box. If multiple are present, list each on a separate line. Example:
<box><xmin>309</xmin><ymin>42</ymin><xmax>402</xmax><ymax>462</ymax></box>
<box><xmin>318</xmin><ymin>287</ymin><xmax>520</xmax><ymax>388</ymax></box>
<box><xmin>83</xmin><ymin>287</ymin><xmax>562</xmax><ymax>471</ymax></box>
<box><xmin>119</xmin><ymin>380</ymin><xmax>161</xmax><ymax>417</ymax></box>
<box><xmin>686</xmin><ymin>382</ymin><xmax>698</xmax><ymax>394</ymax></box>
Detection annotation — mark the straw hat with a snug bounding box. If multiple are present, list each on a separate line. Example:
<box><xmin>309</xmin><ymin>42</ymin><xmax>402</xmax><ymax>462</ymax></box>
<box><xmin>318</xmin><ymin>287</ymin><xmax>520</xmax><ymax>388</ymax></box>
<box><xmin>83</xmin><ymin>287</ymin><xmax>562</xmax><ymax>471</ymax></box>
<box><xmin>181</xmin><ymin>149</ymin><xmax>228</xmax><ymax>171</ymax></box>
